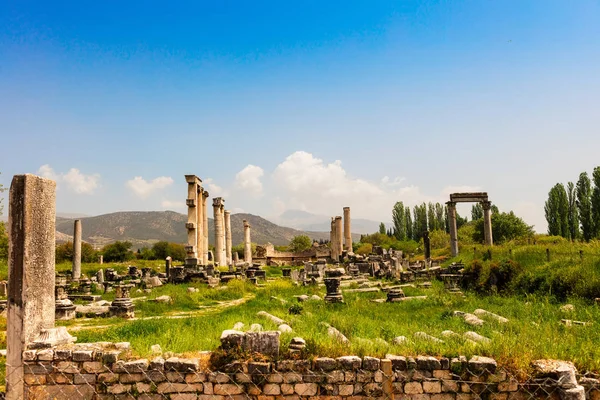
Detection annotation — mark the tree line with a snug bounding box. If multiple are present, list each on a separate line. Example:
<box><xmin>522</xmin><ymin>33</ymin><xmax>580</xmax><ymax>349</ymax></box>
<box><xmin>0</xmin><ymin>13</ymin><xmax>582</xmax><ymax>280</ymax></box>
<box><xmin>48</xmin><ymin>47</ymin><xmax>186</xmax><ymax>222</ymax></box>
<box><xmin>545</xmin><ymin>167</ymin><xmax>600</xmax><ymax>241</ymax></box>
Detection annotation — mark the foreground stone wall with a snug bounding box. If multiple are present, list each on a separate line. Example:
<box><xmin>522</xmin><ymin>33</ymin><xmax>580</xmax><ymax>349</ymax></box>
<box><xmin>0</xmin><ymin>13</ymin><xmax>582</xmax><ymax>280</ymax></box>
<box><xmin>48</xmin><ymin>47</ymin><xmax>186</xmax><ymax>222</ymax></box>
<box><xmin>20</xmin><ymin>343</ymin><xmax>589</xmax><ymax>399</ymax></box>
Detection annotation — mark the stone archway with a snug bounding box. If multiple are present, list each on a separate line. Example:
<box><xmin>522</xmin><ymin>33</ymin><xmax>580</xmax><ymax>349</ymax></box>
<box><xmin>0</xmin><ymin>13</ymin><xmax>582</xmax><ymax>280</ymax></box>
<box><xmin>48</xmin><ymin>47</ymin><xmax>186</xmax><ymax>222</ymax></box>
<box><xmin>446</xmin><ymin>192</ymin><xmax>493</xmax><ymax>257</ymax></box>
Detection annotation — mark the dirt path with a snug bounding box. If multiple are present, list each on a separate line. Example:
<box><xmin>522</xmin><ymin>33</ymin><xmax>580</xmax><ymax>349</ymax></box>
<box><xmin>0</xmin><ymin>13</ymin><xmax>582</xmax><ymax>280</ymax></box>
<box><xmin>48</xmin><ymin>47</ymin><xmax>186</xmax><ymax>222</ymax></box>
<box><xmin>67</xmin><ymin>293</ymin><xmax>255</xmax><ymax>331</ymax></box>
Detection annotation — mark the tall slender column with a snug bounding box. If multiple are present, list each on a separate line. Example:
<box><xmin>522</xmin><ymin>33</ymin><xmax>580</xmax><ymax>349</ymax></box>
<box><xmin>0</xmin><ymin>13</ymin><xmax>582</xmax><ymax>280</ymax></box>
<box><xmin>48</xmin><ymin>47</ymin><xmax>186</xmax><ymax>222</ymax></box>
<box><xmin>184</xmin><ymin>175</ymin><xmax>200</xmax><ymax>266</ymax></box>
<box><xmin>213</xmin><ymin>197</ymin><xmax>225</xmax><ymax>266</ymax></box>
<box><xmin>343</xmin><ymin>207</ymin><xmax>352</xmax><ymax>252</ymax></box>
<box><xmin>202</xmin><ymin>191</ymin><xmax>209</xmax><ymax>264</ymax></box>
<box><xmin>72</xmin><ymin>219</ymin><xmax>82</xmax><ymax>280</ymax></box>
<box><xmin>482</xmin><ymin>201</ymin><xmax>494</xmax><ymax>246</ymax></box>
<box><xmin>330</xmin><ymin>218</ymin><xmax>338</xmax><ymax>261</ymax></box>
<box><xmin>335</xmin><ymin>216</ymin><xmax>343</xmax><ymax>256</ymax></box>
<box><xmin>447</xmin><ymin>201</ymin><xmax>459</xmax><ymax>257</ymax></box>
<box><xmin>7</xmin><ymin>175</ymin><xmax>56</xmax><ymax>399</ymax></box>
<box><xmin>224</xmin><ymin>210</ymin><xmax>232</xmax><ymax>265</ymax></box>
<box><xmin>196</xmin><ymin>186</ymin><xmax>204</xmax><ymax>265</ymax></box>
<box><xmin>243</xmin><ymin>220</ymin><xmax>252</xmax><ymax>264</ymax></box>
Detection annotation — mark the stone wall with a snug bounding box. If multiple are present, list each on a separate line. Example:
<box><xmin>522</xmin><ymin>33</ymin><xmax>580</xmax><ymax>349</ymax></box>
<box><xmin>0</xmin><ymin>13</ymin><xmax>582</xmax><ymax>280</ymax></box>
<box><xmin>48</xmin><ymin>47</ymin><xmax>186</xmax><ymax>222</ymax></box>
<box><xmin>20</xmin><ymin>342</ymin><xmax>587</xmax><ymax>399</ymax></box>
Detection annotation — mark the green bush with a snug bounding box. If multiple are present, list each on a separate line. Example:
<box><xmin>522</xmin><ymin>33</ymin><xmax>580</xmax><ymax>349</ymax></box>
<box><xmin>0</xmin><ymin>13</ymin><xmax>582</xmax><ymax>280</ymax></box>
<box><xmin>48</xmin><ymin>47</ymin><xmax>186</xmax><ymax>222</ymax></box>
<box><xmin>56</xmin><ymin>241</ymin><xmax>98</xmax><ymax>263</ymax></box>
<box><xmin>0</xmin><ymin>222</ymin><xmax>7</xmax><ymax>260</ymax></box>
<box><xmin>289</xmin><ymin>235</ymin><xmax>313</xmax><ymax>252</ymax></box>
<box><xmin>102</xmin><ymin>241</ymin><xmax>135</xmax><ymax>262</ymax></box>
<box><xmin>151</xmin><ymin>241</ymin><xmax>186</xmax><ymax>261</ymax></box>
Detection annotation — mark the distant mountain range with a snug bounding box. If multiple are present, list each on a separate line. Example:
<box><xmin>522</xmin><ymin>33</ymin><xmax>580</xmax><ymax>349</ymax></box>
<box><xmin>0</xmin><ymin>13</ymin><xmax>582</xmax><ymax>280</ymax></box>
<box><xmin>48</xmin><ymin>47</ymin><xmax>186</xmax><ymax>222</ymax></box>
<box><xmin>271</xmin><ymin>209</ymin><xmax>391</xmax><ymax>235</ymax></box>
<box><xmin>54</xmin><ymin>211</ymin><xmax>362</xmax><ymax>249</ymax></box>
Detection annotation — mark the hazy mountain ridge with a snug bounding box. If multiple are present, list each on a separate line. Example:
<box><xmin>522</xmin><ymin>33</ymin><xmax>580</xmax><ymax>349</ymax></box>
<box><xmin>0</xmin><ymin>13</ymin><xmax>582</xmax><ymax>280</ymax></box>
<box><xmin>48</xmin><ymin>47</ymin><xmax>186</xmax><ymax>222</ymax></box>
<box><xmin>54</xmin><ymin>210</ymin><xmax>361</xmax><ymax>249</ymax></box>
<box><xmin>272</xmin><ymin>209</ymin><xmax>391</xmax><ymax>234</ymax></box>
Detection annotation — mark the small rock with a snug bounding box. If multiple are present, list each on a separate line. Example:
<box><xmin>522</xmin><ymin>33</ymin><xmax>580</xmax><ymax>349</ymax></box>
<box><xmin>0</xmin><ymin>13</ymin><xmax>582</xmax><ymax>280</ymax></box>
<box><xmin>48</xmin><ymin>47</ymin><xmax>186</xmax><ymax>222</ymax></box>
<box><xmin>560</xmin><ymin>304</ymin><xmax>575</xmax><ymax>313</ymax></box>
<box><xmin>249</xmin><ymin>323</ymin><xmax>263</xmax><ymax>332</ymax></box>
<box><xmin>233</xmin><ymin>322</ymin><xmax>245</xmax><ymax>331</ymax></box>
<box><xmin>150</xmin><ymin>344</ymin><xmax>162</xmax><ymax>355</ymax></box>
<box><xmin>464</xmin><ymin>331</ymin><xmax>491</xmax><ymax>344</ymax></box>
<box><xmin>392</xmin><ymin>336</ymin><xmax>408</xmax><ymax>345</ymax></box>
<box><xmin>153</xmin><ymin>295</ymin><xmax>172</xmax><ymax>303</ymax></box>
<box><xmin>278</xmin><ymin>324</ymin><xmax>293</xmax><ymax>333</ymax></box>
<box><xmin>414</xmin><ymin>332</ymin><xmax>443</xmax><ymax>343</ymax></box>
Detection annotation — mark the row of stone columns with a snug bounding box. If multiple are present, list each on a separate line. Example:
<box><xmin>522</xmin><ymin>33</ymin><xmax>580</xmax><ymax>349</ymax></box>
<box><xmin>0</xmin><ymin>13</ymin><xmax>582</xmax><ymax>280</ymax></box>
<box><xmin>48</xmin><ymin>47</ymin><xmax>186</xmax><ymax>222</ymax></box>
<box><xmin>330</xmin><ymin>207</ymin><xmax>352</xmax><ymax>261</ymax></box>
<box><xmin>185</xmin><ymin>175</ymin><xmax>209</xmax><ymax>266</ymax></box>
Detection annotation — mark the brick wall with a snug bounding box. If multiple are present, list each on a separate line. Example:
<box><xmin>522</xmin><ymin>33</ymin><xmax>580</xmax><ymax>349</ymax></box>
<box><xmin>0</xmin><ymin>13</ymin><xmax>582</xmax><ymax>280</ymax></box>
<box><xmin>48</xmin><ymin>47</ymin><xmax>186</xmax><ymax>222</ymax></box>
<box><xmin>19</xmin><ymin>342</ymin><xmax>586</xmax><ymax>399</ymax></box>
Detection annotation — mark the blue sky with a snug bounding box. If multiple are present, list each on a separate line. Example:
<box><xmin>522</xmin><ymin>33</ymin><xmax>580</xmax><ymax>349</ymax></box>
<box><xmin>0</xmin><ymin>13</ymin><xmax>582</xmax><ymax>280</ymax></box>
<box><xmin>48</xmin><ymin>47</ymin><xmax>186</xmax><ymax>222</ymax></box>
<box><xmin>1</xmin><ymin>0</ymin><xmax>599</xmax><ymax>232</ymax></box>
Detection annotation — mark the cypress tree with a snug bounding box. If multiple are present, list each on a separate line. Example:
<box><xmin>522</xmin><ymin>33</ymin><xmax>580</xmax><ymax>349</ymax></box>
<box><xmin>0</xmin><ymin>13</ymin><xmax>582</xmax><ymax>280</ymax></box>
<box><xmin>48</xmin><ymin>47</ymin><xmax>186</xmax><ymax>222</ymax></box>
<box><xmin>576</xmin><ymin>172</ymin><xmax>593</xmax><ymax>241</ymax></box>
<box><xmin>392</xmin><ymin>201</ymin><xmax>406</xmax><ymax>240</ymax></box>
<box><xmin>567</xmin><ymin>182</ymin><xmax>579</xmax><ymax>240</ymax></box>
<box><xmin>591</xmin><ymin>167</ymin><xmax>600</xmax><ymax>239</ymax></box>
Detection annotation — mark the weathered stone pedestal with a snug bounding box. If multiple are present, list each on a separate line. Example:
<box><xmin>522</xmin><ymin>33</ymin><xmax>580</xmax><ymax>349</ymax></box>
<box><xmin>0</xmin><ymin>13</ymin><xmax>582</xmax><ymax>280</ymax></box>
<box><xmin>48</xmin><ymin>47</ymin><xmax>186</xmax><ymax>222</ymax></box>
<box><xmin>55</xmin><ymin>285</ymin><xmax>76</xmax><ymax>320</ymax></box>
<box><xmin>128</xmin><ymin>266</ymin><xmax>140</xmax><ymax>277</ymax></box>
<box><xmin>386</xmin><ymin>288</ymin><xmax>406</xmax><ymax>302</ymax></box>
<box><xmin>324</xmin><ymin>269</ymin><xmax>345</xmax><ymax>303</ymax></box>
<box><xmin>282</xmin><ymin>268</ymin><xmax>291</xmax><ymax>278</ymax></box>
<box><xmin>169</xmin><ymin>266</ymin><xmax>186</xmax><ymax>283</ymax></box>
<box><xmin>109</xmin><ymin>285</ymin><xmax>135</xmax><ymax>319</ymax></box>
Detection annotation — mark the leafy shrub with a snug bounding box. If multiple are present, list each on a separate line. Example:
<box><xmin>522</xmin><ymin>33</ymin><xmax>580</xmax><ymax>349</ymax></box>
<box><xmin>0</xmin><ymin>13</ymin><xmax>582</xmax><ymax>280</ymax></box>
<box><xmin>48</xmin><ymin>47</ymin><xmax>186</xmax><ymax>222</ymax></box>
<box><xmin>355</xmin><ymin>243</ymin><xmax>372</xmax><ymax>255</ymax></box>
<box><xmin>151</xmin><ymin>241</ymin><xmax>186</xmax><ymax>261</ymax></box>
<box><xmin>102</xmin><ymin>241</ymin><xmax>135</xmax><ymax>262</ymax></box>
<box><xmin>0</xmin><ymin>222</ymin><xmax>7</xmax><ymax>260</ymax></box>
<box><xmin>56</xmin><ymin>241</ymin><xmax>98</xmax><ymax>263</ymax></box>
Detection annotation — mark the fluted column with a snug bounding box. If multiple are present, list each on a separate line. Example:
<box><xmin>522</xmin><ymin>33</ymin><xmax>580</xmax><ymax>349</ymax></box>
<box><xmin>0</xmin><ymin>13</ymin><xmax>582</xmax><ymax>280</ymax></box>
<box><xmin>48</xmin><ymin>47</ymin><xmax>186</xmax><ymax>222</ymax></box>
<box><xmin>213</xmin><ymin>197</ymin><xmax>225</xmax><ymax>266</ymax></box>
<box><xmin>482</xmin><ymin>201</ymin><xmax>494</xmax><ymax>246</ymax></box>
<box><xmin>224</xmin><ymin>210</ymin><xmax>232</xmax><ymax>265</ymax></box>
<box><xmin>202</xmin><ymin>191</ymin><xmax>209</xmax><ymax>264</ymax></box>
<box><xmin>72</xmin><ymin>219</ymin><xmax>82</xmax><ymax>280</ymax></box>
<box><xmin>343</xmin><ymin>207</ymin><xmax>352</xmax><ymax>252</ymax></box>
<box><xmin>196</xmin><ymin>185</ymin><xmax>204</xmax><ymax>264</ymax></box>
<box><xmin>330</xmin><ymin>218</ymin><xmax>338</xmax><ymax>262</ymax></box>
<box><xmin>335</xmin><ymin>216</ymin><xmax>343</xmax><ymax>256</ymax></box>
<box><xmin>243</xmin><ymin>220</ymin><xmax>252</xmax><ymax>264</ymax></box>
<box><xmin>447</xmin><ymin>201</ymin><xmax>459</xmax><ymax>257</ymax></box>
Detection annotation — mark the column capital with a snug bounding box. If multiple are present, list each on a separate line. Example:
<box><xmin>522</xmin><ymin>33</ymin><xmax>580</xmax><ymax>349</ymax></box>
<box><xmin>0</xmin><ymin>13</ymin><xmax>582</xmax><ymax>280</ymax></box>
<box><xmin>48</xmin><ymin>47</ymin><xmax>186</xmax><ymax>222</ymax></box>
<box><xmin>446</xmin><ymin>201</ymin><xmax>456</xmax><ymax>208</ymax></box>
<box><xmin>185</xmin><ymin>175</ymin><xmax>202</xmax><ymax>185</ymax></box>
<box><xmin>481</xmin><ymin>201</ymin><xmax>492</xmax><ymax>210</ymax></box>
<box><xmin>212</xmin><ymin>197</ymin><xmax>225</xmax><ymax>207</ymax></box>
<box><xmin>203</xmin><ymin>191</ymin><xmax>209</xmax><ymax>198</ymax></box>
<box><xmin>224</xmin><ymin>210</ymin><xmax>231</xmax><ymax>216</ymax></box>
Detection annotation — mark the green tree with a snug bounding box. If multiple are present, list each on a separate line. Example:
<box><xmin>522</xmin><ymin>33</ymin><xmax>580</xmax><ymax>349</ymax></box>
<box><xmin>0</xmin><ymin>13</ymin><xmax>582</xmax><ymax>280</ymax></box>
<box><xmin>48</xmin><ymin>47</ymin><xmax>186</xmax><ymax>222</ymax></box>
<box><xmin>152</xmin><ymin>241</ymin><xmax>186</xmax><ymax>261</ymax></box>
<box><xmin>435</xmin><ymin>203</ymin><xmax>445</xmax><ymax>231</ymax></box>
<box><xmin>473</xmin><ymin>211</ymin><xmax>534</xmax><ymax>244</ymax></box>
<box><xmin>392</xmin><ymin>201</ymin><xmax>406</xmax><ymax>240</ymax></box>
<box><xmin>592</xmin><ymin>167</ymin><xmax>600</xmax><ymax>239</ymax></box>
<box><xmin>427</xmin><ymin>202</ymin><xmax>436</xmax><ymax>231</ymax></box>
<box><xmin>545</xmin><ymin>183</ymin><xmax>569</xmax><ymax>237</ymax></box>
<box><xmin>56</xmin><ymin>241</ymin><xmax>98</xmax><ymax>263</ymax></box>
<box><xmin>378</xmin><ymin>222</ymin><xmax>386</xmax><ymax>235</ymax></box>
<box><xmin>405</xmin><ymin>206</ymin><xmax>413</xmax><ymax>240</ymax></box>
<box><xmin>471</xmin><ymin>204</ymin><xmax>483</xmax><ymax>221</ymax></box>
<box><xmin>576</xmin><ymin>172</ymin><xmax>594</xmax><ymax>241</ymax></box>
<box><xmin>102</xmin><ymin>241</ymin><xmax>135</xmax><ymax>262</ymax></box>
<box><xmin>0</xmin><ymin>172</ymin><xmax>6</xmax><ymax>217</ymax></box>
<box><xmin>567</xmin><ymin>182</ymin><xmax>580</xmax><ymax>240</ymax></box>
<box><xmin>0</xmin><ymin>221</ymin><xmax>7</xmax><ymax>260</ymax></box>
<box><xmin>289</xmin><ymin>235</ymin><xmax>313</xmax><ymax>252</ymax></box>
<box><xmin>412</xmin><ymin>203</ymin><xmax>428</xmax><ymax>240</ymax></box>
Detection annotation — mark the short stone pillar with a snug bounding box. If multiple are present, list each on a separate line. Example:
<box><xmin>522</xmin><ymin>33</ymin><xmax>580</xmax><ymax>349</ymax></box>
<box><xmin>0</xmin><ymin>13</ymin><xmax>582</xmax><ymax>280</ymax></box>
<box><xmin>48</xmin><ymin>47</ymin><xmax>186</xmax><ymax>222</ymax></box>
<box><xmin>324</xmin><ymin>268</ymin><xmax>344</xmax><ymax>303</ymax></box>
<box><xmin>109</xmin><ymin>284</ymin><xmax>135</xmax><ymax>318</ymax></box>
<box><xmin>99</xmin><ymin>254</ymin><xmax>103</xmax><ymax>264</ymax></box>
<box><xmin>482</xmin><ymin>201</ymin><xmax>494</xmax><ymax>246</ymax></box>
<box><xmin>213</xmin><ymin>197</ymin><xmax>226</xmax><ymax>266</ymax></box>
<box><xmin>72</xmin><ymin>219</ymin><xmax>82</xmax><ymax>280</ymax></box>
<box><xmin>386</xmin><ymin>288</ymin><xmax>406</xmax><ymax>302</ymax></box>
<box><xmin>128</xmin><ymin>265</ymin><xmax>139</xmax><ymax>277</ymax></box>
<box><xmin>233</xmin><ymin>252</ymin><xmax>239</xmax><ymax>264</ymax></box>
<box><xmin>343</xmin><ymin>207</ymin><xmax>352</xmax><ymax>252</ymax></box>
<box><xmin>224</xmin><ymin>210</ymin><xmax>232</xmax><ymax>266</ymax></box>
<box><xmin>96</xmin><ymin>269</ymin><xmax>104</xmax><ymax>284</ymax></box>
<box><xmin>7</xmin><ymin>174</ymin><xmax>57</xmax><ymax>400</ymax></box>
<box><xmin>55</xmin><ymin>285</ymin><xmax>76</xmax><ymax>320</ymax></box>
<box><xmin>165</xmin><ymin>256</ymin><xmax>172</xmax><ymax>277</ymax></box>
<box><xmin>243</xmin><ymin>220</ymin><xmax>252</xmax><ymax>264</ymax></box>
<box><xmin>0</xmin><ymin>281</ymin><xmax>7</xmax><ymax>297</ymax></box>
<box><xmin>447</xmin><ymin>201</ymin><xmax>459</xmax><ymax>257</ymax></box>
<box><xmin>282</xmin><ymin>268</ymin><xmax>292</xmax><ymax>278</ymax></box>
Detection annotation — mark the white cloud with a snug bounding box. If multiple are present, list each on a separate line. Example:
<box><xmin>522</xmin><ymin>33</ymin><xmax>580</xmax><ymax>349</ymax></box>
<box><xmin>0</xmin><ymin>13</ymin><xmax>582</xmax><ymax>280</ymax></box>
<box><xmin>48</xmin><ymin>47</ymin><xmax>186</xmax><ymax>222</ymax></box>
<box><xmin>381</xmin><ymin>176</ymin><xmax>406</xmax><ymax>187</ymax></box>
<box><xmin>37</xmin><ymin>165</ymin><xmax>100</xmax><ymax>194</ymax></box>
<box><xmin>234</xmin><ymin>165</ymin><xmax>264</xmax><ymax>197</ymax></box>
<box><xmin>203</xmin><ymin>178</ymin><xmax>227</xmax><ymax>197</ymax></box>
<box><xmin>126</xmin><ymin>176</ymin><xmax>173</xmax><ymax>199</ymax></box>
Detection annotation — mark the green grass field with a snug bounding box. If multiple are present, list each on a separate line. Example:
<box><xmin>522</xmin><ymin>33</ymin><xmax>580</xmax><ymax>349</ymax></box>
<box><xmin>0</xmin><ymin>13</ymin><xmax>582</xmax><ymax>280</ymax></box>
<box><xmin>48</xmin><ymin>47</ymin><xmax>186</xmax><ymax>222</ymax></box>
<box><xmin>2</xmin><ymin>240</ymin><xmax>600</xmax><ymax>375</ymax></box>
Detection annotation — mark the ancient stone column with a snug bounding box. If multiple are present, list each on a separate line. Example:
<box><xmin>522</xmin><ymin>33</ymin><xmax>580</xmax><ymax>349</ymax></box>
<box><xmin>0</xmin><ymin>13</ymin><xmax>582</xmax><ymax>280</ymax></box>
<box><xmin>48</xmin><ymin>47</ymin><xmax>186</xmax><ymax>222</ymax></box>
<box><xmin>330</xmin><ymin>218</ymin><xmax>339</xmax><ymax>262</ymax></box>
<box><xmin>196</xmin><ymin>185</ymin><xmax>204</xmax><ymax>265</ymax></box>
<box><xmin>447</xmin><ymin>201</ymin><xmax>459</xmax><ymax>257</ymax></box>
<box><xmin>185</xmin><ymin>175</ymin><xmax>201</xmax><ymax>266</ymax></box>
<box><xmin>343</xmin><ymin>207</ymin><xmax>352</xmax><ymax>252</ymax></box>
<box><xmin>72</xmin><ymin>219</ymin><xmax>82</xmax><ymax>280</ymax></box>
<box><xmin>424</xmin><ymin>230</ymin><xmax>431</xmax><ymax>261</ymax></box>
<box><xmin>99</xmin><ymin>254</ymin><xmax>103</xmax><ymax>264</ymax></box>
<box><xmin>7</xmin><ymin>175</ymin><xmax>57</xmax><ymax>399</ymax></box>
<box><xmin>165</xmin><ymin>256</ymin><xmax>172</xmax><ymax>277</ymax></box>
<box><xmin>224</xmin><ymin>210</ymin><xmax>232</xmax><ymax>265</ymax></box>
<box><xmin>482</xmin><ymin>201</ymin><xmax>494</xmax><ymax>247</ymax></box>
<box><xmin>213</xmin><ymin>197</ymin><xmax>225</xmax><ymax>266</ymax></box>
<box><xmin>243</xmin><ymin>220</ymin><xmax>252</xmax><ymax>264</ymax></box>
<box><xmin>202</xmin><ymin>191</ymin><xmax>209</xmax><ymax>264</ymax></box>
<box><xmin>335</xmin><ymin>216</ymin><xmax>343</xmax><ymax>256</ymax></box>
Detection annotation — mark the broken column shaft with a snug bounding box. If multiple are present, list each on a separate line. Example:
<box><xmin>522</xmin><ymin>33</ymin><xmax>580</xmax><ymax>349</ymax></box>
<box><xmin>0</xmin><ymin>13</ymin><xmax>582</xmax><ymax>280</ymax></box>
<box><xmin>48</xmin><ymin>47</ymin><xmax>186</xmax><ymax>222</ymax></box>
<box><xmin>224</xmin><ymin>210</ymin><xmax>232</xmax><ymax>266</ymax></box>
<box><xmin>243</xmin><ymin>219</ymin><xmax>252</xmax><ymax>264</ymax></box>
<box><xmin>213</xmin><ymin>197</ymin><xmax>226</xmax><ymax>266</ymax></box>
<box><xmin>72</xmin><ymin>219</ymin><xmax>82</xmax><ymax>280</ymax></box>
<box><xmin>343</xmin><ymin>207</ymin><xmax>352</xmax><ymax>252</ymax></box>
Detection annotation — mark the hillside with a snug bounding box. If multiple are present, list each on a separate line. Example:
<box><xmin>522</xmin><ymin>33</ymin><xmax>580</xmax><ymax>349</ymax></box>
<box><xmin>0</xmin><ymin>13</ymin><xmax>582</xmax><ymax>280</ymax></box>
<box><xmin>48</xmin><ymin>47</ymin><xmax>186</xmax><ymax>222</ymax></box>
<box><xmin>55</xmin><ymin>211</ymin><xmax>361</xmax><ymax>249</ymax></box>
<box><xmin>272</xmin><ymin>209</ymin><xmax>391</xmax><ymax>234</ymax></box>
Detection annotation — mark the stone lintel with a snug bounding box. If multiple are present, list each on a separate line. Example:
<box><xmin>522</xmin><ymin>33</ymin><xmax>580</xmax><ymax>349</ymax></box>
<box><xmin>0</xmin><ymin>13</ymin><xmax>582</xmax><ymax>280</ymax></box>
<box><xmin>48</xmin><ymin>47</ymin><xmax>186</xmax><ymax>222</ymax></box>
<box><xmin>449</xmin><ymin>192</ymin><xmax>488</xmax><ymax>203</ymax></box>
<box><xmin>184</xmin><ymin>175</ymin><xmax>202</xmax><ymax>185</ymax></box>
